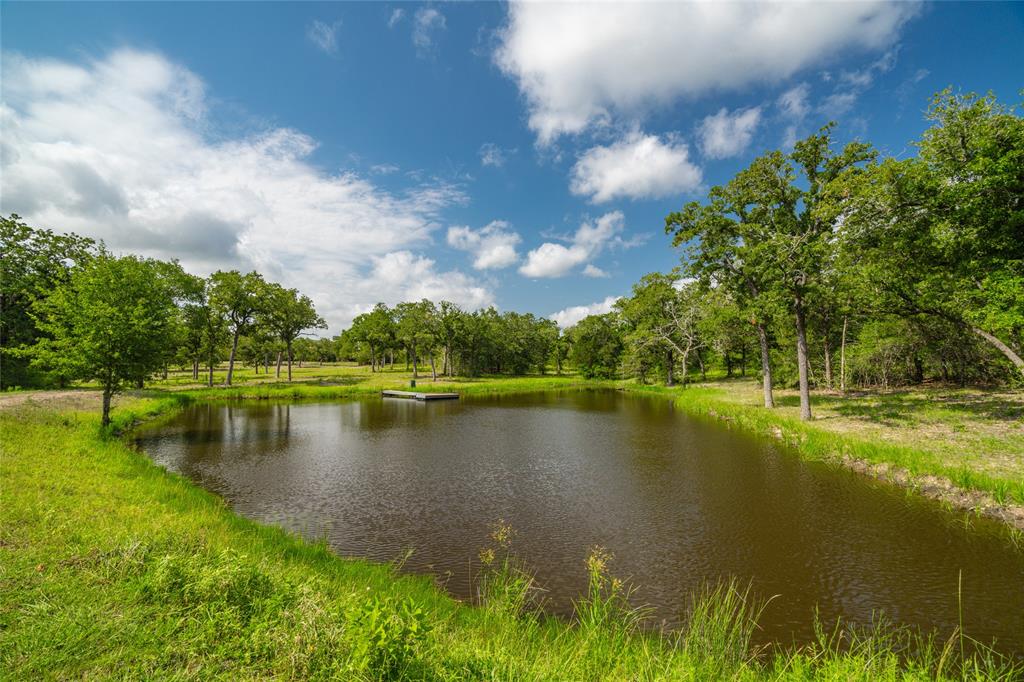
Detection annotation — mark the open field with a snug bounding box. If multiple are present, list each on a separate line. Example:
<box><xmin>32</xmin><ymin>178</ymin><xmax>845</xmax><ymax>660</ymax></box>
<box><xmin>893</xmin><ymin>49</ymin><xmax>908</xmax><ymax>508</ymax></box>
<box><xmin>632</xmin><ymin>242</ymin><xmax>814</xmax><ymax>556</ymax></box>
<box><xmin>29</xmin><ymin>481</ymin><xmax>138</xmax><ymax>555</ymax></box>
<box><xmin>2</xmin><ymin>380</ymin><xmax>1020</xmax><ymax>679</ymax></box>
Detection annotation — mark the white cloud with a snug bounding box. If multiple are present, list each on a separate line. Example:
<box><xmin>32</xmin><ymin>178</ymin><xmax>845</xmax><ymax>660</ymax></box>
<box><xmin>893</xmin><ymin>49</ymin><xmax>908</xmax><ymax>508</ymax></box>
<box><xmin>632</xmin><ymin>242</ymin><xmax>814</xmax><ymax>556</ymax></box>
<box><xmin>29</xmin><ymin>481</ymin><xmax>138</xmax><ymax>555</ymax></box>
<box><xmin>570</xmin><ymin>130</ymin><xmax>701</xmax><ymax>203</ymax></box>
<box><xmin>447</xmin><ymin>220</ymin><xmax>521</xmax><ymax>270</ymax></box>
<box><xmin>371</xmin><ymin>163</ymin><xmax>399</xmax><ymax>175</ymax></box>
<box><xmin>582</xmin><ymin>264</ymin><xmax>609</xmax><ymax>278</ymax></box>
<box><xmin>479</xmin><ymin>142</ymin><xmax>513</xmax><ymax>168</ymax></box>
<box><xmin>360</xmin><ymin>251</ymin><xmax>494</xmax><ymax>311</ymax></box>
<box><xmin>549</xmin><ymin>295</ymin><xmax>621</xmax><ymax>328</ymax></box>
<box><xmin>307</xmin><ymin>20</ymin><xmax>342</xmax><ymax>56</ymax></box>
<box><xmin>819</xmin><ymin>50</ymin><xmax>898</xmax><ymax>117</ymax></box>
<box><xmin>388</xmin><ymin>8</ymin><xmax>405</xmax><ymax>29</ymax></box>
<box><xmin>778</xmin><ymin>83</ymin><xmax>811</xmax><ymax>120</ymax></box>
<box><xmin>494</xmin><ymin>2</ymin><xmax>918</xmax><ymax>143</ymax></box>
<box><xmin>819</xmin><ymin>91</ymin><xmax>859</xmax><ymax>117</ymax></box>
<box><xmin>697</xmin><ymin>107</ymin><xmax>762</xmax><ymax>160</ymax></box>
<box><xmin>413</xmin><ymin>8</ymin><xmax>446</xmax><ymax>56</ymax></box>
<box><xmin>519</xmin><ymin>211</ymin><xmax>625</xmax><ymax>278</ymax></box>
<box><xmin>0</xmin><ymin>49</ymin><xmax>489</xmax><ymax>332</ymax></box>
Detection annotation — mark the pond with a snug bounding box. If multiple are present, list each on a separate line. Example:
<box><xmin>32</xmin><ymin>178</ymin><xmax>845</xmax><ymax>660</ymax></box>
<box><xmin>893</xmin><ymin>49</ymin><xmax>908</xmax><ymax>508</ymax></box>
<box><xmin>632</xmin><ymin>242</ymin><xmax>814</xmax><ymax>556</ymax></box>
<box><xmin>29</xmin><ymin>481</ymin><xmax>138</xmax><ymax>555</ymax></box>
<box><xmin>134</xmin><ymin>390</ymin><xmax>1024</xmax><ymax>656</ymax></box>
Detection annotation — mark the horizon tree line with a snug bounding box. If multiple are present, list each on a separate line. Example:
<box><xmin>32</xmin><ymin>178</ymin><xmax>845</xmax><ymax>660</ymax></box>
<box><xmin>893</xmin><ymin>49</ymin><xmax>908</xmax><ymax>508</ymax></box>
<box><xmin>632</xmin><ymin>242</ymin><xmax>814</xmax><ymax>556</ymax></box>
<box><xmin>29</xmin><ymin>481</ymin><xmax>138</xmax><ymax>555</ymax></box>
<box><xmin>1</xmin><ymin>88</ymin><xmax>1020</xmax><ymax>426</ymax></box>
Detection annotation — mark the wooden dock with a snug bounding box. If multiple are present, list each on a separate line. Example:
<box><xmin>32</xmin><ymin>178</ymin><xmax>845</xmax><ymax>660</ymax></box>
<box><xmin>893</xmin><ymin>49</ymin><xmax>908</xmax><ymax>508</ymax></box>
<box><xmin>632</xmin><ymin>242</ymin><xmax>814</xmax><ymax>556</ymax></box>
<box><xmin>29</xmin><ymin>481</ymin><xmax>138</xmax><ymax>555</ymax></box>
<box><xmin>381</xmin><ymin>390</ymin><xmax>459</xmax><ymax>401</ymax></box>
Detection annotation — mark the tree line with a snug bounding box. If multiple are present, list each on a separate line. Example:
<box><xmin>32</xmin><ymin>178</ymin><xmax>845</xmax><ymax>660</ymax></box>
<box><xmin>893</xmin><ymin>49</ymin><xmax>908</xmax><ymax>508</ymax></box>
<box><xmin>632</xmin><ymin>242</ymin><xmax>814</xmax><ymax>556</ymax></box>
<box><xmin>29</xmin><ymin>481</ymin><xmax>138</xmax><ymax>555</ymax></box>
<box><xmin>568</xmin><ymin>89</ymin><xmax>1022</xmax><ymax>419</ymax></box>
<box><xmin>1</xmin><ymin>89</ymin><xmax>1019</xmax><ymax>425</ymax></box>
<box><xmin>1</xmin><ymin>221</ymin><xmax>325</xmax><ymax>425</ymax></box>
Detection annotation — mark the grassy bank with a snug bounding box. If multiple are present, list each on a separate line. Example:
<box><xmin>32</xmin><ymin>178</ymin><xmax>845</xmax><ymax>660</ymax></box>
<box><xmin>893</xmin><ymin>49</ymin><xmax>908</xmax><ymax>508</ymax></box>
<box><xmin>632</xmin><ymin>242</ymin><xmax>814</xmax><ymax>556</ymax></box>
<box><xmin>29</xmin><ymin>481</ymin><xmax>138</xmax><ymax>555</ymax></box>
<box><xmin>625</xmin><ymin>380</ymin><xmax>1024</xmax><ymax>523</ymax></box>
<box><xmin>2</xmin><ymin>378</ymin><xmax>1021</xmax><ymax>679</ymax></box>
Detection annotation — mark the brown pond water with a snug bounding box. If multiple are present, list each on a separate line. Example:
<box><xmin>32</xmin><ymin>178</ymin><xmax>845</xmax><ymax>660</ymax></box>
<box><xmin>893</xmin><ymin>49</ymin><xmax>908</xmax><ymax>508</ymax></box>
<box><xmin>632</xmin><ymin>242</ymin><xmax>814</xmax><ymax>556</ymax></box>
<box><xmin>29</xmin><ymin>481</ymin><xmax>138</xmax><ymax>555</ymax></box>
<box><xmin>134</xmin><ymin>390</ymin><xmax>1024</xmax><ymax>656</ymax></box>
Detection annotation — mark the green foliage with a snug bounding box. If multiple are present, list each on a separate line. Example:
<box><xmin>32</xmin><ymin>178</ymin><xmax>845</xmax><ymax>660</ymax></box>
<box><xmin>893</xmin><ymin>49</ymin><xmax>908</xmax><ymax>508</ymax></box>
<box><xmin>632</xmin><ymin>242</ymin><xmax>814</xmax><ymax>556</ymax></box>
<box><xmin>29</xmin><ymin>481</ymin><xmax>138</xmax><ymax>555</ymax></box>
<box><xmin>347</xmin><ymin>595</ymin><xmax>432</xmax><ymax>677</ymax></box>
<box><xmin>0</xmin><ymin>214</ymin><xmax>96</xmax><ymax>388</ymax></box>
<box><xmin>30</xmin><ymin>253</ymin><xmax>178</xmax><ymax>424</ymax></box>
<box><xmin>568</xmin><ymin>313</ymin><xmax>623</xmax><ymax>379</ymax></box>
<box><xmin>833</xmin><ymin>90</ymin><xmax>1024</xmax><ymax>379</ymax></box>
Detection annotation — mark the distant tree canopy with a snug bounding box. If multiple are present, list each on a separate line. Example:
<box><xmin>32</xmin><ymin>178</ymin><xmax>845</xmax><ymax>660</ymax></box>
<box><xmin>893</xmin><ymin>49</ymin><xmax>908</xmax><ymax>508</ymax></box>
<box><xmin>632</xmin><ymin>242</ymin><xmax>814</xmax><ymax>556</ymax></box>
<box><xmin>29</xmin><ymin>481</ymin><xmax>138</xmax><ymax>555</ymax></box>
<box><xmin>4</xmin><ymin>89</ymin><xmax>1021</xmax><ymax>427</ymax></box>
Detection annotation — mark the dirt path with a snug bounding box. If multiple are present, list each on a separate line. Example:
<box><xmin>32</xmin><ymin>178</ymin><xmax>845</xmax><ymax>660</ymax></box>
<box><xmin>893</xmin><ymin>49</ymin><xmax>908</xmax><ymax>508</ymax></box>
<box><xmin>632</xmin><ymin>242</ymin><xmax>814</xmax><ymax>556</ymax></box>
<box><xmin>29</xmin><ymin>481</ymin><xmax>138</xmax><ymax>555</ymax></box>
<box><xmin>0</xmin><ymin>389</ymin><xmax>102</xmax><ymax>411</ymax></box>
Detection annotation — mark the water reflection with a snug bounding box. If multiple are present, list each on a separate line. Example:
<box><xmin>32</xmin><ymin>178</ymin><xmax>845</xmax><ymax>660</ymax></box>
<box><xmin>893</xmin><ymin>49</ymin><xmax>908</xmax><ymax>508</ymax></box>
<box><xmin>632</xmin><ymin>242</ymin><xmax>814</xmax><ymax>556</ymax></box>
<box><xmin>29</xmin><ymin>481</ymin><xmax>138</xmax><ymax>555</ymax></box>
<box><xmin>135</xmin><ymin>391</ymin><xmax>1024</xmax><ymax>656</ymax></box>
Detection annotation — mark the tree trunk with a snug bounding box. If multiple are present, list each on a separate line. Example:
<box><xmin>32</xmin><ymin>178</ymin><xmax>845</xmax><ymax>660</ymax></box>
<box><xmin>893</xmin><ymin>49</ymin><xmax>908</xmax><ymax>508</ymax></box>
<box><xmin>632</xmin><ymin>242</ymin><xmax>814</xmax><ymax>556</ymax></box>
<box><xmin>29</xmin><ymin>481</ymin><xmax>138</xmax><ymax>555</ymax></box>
<box><xmin>264</xmin><ymin>352</ymin><xmax>269</xmax><ymax>375</ymax></box>
<box><xmin>840</xmin><ymin>316</ymin><xmax>848</xmax><ymax>394</ymax></box>
<box><xmin>287</xmin><ymin>341</ymin><xmax>293</xmax><ymax>382</ymax></box>
<box><xmin>429</xmin><ymin>353</ymin><xmax>437</xmax><ymax>381</ymax></box>
<box><xmin>697</xmin><ymin>350</ymin><xmax>706</xmax><ymax>381</ymax></box>
<box><xmin>725</xmin><ymin>354</ymin><xmax>732</xmax><ymax>378</ymax></box>
<box><xmin>101</xmin><ymin>385</ymin><xmax>113</xmax><ymax>428</ymax></box>
<box><xmin>163</xmin><ymin>365</ymin><xmax>168</xmax><ymax>380</ymax></box>
<box><xmin>226</xmin><ymin>330</ymin><xmax>240</xmax><ymax>385</ymax></box>
<box><xmin>740</xmin><ymin>346</ymin><xmax>746</xmax><ymax>377</ymax></box>
<box><xmin>755</xmin><ymin>321</ymin><xmax>775</xmax><ymax>408</ymax></box>
<box><xmin>208</xmin><ymin>358</ymin><xmax>214</xmax><ymax>387</ymax></box>
<box><xmin>192</xmin><ymin>359</ymin><xmax>199</xmax><ymax>381</ymax></box>
<box><xmin>665</xmin><ymin>349</ymin><xmax>675</xmax><ymax>387</ymax></box>
<box><xmin>794</xmin><ymin>297</ymin><xmax>812</xmax><ymax>420</ymax></box>
<box><xmin>823</xmin><ymin>337</ymin><xmax>833</xmax><ymax>390</ymax></box>
<box><xmin>972</xmin><ymin>327</ymin><xmax>1024</xmax><ymax>380</ymax></box>
<box><xmin>411</xmin><ymin>344</ymin><xmax>418</xmax><ymax>380</ymax></box>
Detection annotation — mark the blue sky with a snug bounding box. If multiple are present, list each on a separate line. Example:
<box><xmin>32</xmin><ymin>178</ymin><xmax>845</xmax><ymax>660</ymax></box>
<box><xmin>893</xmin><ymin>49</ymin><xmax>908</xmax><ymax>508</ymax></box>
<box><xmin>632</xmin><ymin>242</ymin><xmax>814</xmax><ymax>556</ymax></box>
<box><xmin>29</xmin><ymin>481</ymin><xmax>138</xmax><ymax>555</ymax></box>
<box><xmin>2</xmin><ymin>1</ymin><xmax>1022</xmax><ymax>332</ymax></box>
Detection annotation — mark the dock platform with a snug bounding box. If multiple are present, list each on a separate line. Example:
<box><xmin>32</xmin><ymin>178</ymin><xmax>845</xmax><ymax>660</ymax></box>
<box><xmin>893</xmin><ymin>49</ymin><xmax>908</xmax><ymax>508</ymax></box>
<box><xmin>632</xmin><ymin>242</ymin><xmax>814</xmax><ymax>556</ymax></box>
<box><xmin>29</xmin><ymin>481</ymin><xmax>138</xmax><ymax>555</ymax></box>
<box><xmin>381</xmin><ymin>390</ymin><xmax>459</xmax><ymax>401</ymax></box>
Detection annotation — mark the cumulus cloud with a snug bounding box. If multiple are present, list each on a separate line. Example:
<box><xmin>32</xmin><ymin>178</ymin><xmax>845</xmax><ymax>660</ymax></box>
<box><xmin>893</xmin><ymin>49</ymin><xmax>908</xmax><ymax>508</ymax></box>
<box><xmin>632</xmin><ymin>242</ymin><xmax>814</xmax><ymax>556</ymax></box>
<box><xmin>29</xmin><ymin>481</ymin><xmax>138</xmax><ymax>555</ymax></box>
<box><xmin>570</xmin><ymin>130</ymin><xmax>701</xmax><ymax>203</ymax></box>
<box><xmin>0</xmin><ymin>49</ymin><xmax>489</xmax><ymax>332</ymax></box>
<box><xmin>494</xmin><ymin>1</ymin><xmax>918</xmax><ymax>143</ymax></box>
<box><xmin>519</xmin><ymin>211</ymin><xmax>625</xmax><ymax>278</ymax></box>
<box><xmin>549</xmin><ymin>295</ymin><xmax>621</xmax><ymax>328</ymax></box>
<box><xmin>582</xmin><ymin>264</ymin><xmax>609</xmax><ymax>278</ymax></box>
<box><xmin>387</xmin><ymin>8</ymin><xmax>405</xmax><ymax>29</ymax></box>
<box><xmin>697</xmin><ymin>107</ymin><xmax>761</xmax><ymax>159</ymax></box>
<box><xmin>412</xmin><ymin>8</ymin><xmax>446</xmax><ymax>56</ymax></box>
<box><xmin>446</xmin><ymin>220</ymin><xmax>521</xmax><ymax>270</ymax></box>
<box><xmin>307</xmin><ymin>20</ymin><xmax>342</xmax><ymax>56</ymax></box>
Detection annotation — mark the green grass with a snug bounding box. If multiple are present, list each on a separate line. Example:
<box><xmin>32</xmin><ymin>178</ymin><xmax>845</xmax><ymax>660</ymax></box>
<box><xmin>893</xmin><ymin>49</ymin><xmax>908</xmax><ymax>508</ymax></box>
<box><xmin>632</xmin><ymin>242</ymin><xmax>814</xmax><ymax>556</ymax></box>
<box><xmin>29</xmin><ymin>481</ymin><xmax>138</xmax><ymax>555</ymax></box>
<box><xmin>625</xmin><ymin>380</ymin><xmax>1024</xmax><ymax>508</ymax></box>
<box><xmin>2</xmin><ymin>379</ymin><xmax>1021</xmax><ymax>679</ymax></box>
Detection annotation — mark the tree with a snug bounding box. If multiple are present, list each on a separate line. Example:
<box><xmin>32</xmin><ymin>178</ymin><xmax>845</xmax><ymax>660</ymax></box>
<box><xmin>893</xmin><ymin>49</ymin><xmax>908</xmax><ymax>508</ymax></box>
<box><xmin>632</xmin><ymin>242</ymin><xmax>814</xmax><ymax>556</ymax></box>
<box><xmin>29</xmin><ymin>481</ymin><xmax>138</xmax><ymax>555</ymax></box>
<box><xmin>263</xmin><ymin>284</ymin><xmax>326</xmax><ymax>381</ymax></box>
<box><xmin>568</xmin><ymin>314</ymin><xmax>623</xmax><ymax>379</ymax></box>
<box><xmin>666</xmin><ymin>182</ymin><xmax>781</xmax><ymax>406</ymax></box>
<box><xmin>698</xmin><ymin>288</ymin><xmax>754</xmax><ymax>379</ymax></box>
<box><xmin>435</xmin><ymin>301</ymin><xmax>463</xmax><ymax>376</ymax></box>
<box><xmin>617</xmin><ymin>273</ymin><xmax>705</xmax><ymax>386</ymax></box>
<box><xmin>348</xmin><ymin>303</ymin><xmax>395</xmax><ymax>372</ymax></box>
<box><xmin>208</xmin><ymin>270</ymin><xmax>267</xmax><ymax>385</ymax></box>
<box><xmin>833</xmin><ymin>90</ymin><xmax>1024</xmax><ymax>380</ymax></box>
<box><xmin>743</xmin><ymin>127</ymin><xmax>873</xmax><ymax>419</ymax></box>
<box><xmin>394</xmin><ymin>300</ymin><xmax>436</xmax><ymax>380</ymax></box>
<box><xmin>1</xmin><ymin>215</ymin><xmax>95</xmax><ymax>388</ymax></box>
<box><xmin>31</xmin><ymin>254</ymin><xmax>177</xmax><ymax>426</ymax></box>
